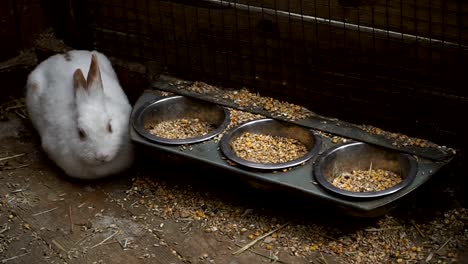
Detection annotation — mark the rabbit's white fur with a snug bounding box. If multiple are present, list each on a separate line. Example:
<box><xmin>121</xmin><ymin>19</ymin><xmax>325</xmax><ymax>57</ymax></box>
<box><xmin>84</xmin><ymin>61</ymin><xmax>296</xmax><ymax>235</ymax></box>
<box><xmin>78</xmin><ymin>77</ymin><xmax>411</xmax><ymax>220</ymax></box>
<box><xmin>26</xmin><ymin>50</ymin><xmax>134</xmax><ymax>179</ymax></box>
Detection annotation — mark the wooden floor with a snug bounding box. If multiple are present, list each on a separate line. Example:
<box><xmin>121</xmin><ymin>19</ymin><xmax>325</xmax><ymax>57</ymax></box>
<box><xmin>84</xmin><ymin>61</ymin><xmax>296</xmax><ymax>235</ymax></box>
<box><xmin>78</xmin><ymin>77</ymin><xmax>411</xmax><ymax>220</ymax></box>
<box><xmin>1</xmin><ymin>103</ymin><xmax>468</xmax><ymax>264</ymax></box>
<box><xmin>0</xmin><ymin>109</ymin><xmax>332</xmax><ymax>263</ymax></box>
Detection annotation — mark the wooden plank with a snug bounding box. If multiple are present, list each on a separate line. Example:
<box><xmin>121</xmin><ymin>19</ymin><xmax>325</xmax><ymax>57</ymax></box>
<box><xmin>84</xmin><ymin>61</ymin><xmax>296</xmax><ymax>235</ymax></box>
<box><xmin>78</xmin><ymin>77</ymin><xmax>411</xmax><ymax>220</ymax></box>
<box><xmin>84</xmin><ymin>0</ymin><xmax>468</xmax><ymax>46</ymax></box>
<box><xmin>85</xmin><ymin>0</ymin><xmax>467</xmax><ymax>53</ymax></box>
<box><xmin>76</xmin><ymin>0</ymin><xmax>468</xmax><ymax>145</ymax></box>
<box><xmin>86</xmin><ymin>1</ymin><xmax>465</xmax><ymax>85</ymax></box>
<box><xmin>234</xmin><ymin>0</ymin><xmax>467</xmax><ymax>44</ymax></box>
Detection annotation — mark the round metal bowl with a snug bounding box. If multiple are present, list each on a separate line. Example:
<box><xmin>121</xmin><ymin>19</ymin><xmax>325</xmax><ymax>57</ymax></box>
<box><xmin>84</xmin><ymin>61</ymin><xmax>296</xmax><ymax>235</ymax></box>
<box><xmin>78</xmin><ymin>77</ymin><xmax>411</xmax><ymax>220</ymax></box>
<box><xmin>313</xmin><ymin>142</ymin><xmax>418</xmax><ymax>198</ymax></box>
<box><xmin>220</xmin><ymin>118</ymin><xmax>321</xmax><ymax>170</ymax></box>
<box><xmin>132</xmin><ymin>96</ymin><xmax>230</xmax><ymax>145</ymax></box>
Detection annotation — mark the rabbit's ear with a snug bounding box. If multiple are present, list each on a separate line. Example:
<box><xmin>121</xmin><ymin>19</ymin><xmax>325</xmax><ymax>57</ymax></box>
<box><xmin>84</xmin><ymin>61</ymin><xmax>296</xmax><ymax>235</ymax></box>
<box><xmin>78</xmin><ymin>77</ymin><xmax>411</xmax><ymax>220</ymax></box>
<box><xmin>74</xmin><ymin>69</ymin><xmax>89</xmax><ymax>103</ymax></box>
<box><xmin>86</xmin><ymin>53</ymin><xmax>103</xmax><ymax>91</ymax></box>
<box><xmin>73</xmin><ymin>69</ymin><xmax>87</xmax><ymax>91</ymax></box>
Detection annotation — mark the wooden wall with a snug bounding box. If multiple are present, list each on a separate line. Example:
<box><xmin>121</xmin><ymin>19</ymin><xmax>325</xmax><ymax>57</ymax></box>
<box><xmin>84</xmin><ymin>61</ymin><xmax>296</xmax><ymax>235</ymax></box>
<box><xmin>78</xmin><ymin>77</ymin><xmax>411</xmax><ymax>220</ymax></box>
<box><xmin>0</xmin><ymin>0</ymin><xmax>49</xmax><ymax>61</ymax></box>
<box><xmin>0</xmin><ymin>1</ymin><xmax>19</xmax><ymax>61</ymax></box>
<box><xmin>0</xmin><ymin>0</ymin><xmax>52</xmax><ymax>102</ymax></box>
<box><xmin>37</xmin><ymin>0</ymin><xmax>468</xmax><ymax>147</ymax></box>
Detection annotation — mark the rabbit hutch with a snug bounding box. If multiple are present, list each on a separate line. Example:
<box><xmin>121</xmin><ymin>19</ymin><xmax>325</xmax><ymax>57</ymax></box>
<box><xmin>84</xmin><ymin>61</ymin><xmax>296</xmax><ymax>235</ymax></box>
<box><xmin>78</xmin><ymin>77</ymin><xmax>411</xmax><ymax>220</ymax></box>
<box><xmin>0</xmin><ymin>0</ymin><xmax>468</xmax><ymax>263</ymax></box>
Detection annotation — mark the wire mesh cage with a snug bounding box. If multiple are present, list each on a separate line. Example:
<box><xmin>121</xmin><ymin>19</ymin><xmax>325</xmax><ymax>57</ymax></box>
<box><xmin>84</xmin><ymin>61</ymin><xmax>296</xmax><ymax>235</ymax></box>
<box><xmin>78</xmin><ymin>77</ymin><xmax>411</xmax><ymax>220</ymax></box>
<box><xmin>66</xmin><ymin>0</ymin><xmax>468</xmax><ymax>145</ymax></box>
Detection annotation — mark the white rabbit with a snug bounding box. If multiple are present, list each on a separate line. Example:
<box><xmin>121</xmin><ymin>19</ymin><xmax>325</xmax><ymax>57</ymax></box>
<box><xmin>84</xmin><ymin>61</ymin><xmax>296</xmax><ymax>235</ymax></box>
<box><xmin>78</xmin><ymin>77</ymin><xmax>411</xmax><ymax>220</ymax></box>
<box><xmin>26</xmin><ymin>50</ymin><xmax>134</xmax><ymax>179</ymax></box>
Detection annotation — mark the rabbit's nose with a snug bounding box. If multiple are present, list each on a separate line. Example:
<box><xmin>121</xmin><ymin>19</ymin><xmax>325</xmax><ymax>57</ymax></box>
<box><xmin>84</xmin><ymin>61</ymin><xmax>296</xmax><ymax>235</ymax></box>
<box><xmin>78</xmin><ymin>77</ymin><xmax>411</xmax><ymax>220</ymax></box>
<box><xmin>97</xmin><ymin>154</ymin><xmax>109</xmax><ymax>162</ymax></box>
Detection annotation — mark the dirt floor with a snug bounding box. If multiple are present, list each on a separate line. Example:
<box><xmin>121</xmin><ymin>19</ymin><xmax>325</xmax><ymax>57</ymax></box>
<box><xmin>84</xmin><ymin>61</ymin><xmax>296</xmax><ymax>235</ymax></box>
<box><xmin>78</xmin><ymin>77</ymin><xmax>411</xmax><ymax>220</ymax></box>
<box><xmin>0</xmin><ymin>97</ymin><xmax>468</xmax><ymax>264</ymax></box>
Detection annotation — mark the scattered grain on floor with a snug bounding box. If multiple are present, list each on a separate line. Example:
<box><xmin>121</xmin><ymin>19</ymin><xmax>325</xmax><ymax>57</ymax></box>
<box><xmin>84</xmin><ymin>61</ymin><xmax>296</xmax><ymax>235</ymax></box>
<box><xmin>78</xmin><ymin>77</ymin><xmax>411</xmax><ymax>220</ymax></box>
<box><xmin>124</xmin><ymin>176</ymin><xmax>468</xmax><ymax>264</ymax></box>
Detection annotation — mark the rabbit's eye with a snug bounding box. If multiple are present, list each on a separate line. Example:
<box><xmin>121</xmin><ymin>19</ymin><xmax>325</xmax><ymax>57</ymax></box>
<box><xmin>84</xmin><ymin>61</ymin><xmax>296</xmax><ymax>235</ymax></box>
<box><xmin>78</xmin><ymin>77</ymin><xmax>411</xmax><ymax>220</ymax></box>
<box><xmin>107</xmin><ymin>122</ymin><xmax>113</xmax><ymax>133</ymax></box>
<box><xmin>78</xmin><ymin>128</ymin><xmax>87</xmax><ymax>140</ymax></box>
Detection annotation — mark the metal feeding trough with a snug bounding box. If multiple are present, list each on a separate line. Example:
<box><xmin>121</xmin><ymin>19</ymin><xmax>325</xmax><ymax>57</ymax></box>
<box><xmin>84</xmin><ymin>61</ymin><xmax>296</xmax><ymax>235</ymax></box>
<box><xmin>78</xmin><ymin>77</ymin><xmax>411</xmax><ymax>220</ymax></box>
<box><xmin>220</xmin><ymin>118</ymin><xmax>321</xmax><ymax>170</ymax></box>
<box><xmin>313</xmin><ymin>142</ymin><xmax>418</xmax><ymax>199</ymax></box>
<box><xmin>130</xmin><ymin>86</ymin><xmax>456</xmax><ymax>217</ymax></box>
<box><xmin>132</xmin><ymin>95</ymin><xmax>230</xmax><ymax>145</ymax></box>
